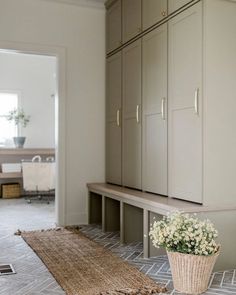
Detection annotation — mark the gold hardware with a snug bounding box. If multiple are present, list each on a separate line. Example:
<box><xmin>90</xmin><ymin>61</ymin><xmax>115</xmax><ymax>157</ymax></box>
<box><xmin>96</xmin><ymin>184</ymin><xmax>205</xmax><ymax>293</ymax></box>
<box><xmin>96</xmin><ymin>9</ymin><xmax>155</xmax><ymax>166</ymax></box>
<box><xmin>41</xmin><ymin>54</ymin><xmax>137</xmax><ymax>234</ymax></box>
<box><xmin>136</xmin><ymin>105</ymin><xmax>140</xmax><ymax>123</ymax></box>
<box><xmin>161</xmin><ymin>10</ymin><xmax>167</xmax><ymax>17</ymax></box>
<box><xmin>194</xmin><ymin>88</ymin><xmax>199</xmax><ymax>115</ymax></box>
<box><xmin>116</xmin><ymin>109</ymin><xmax>120</xmax><ymax>127</ymax></box>
<box><xmin>161</xmin><ymin>98</ymin><xmax>166</xmax><ymax>120</ymax></box>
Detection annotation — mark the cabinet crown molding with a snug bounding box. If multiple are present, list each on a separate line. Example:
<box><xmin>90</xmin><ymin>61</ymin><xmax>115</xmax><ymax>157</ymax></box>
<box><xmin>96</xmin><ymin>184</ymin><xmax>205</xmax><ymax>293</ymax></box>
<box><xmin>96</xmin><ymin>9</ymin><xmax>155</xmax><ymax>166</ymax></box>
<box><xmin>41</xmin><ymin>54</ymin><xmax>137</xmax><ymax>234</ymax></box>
<box><xmin>40</xmin><ymin>0</ymin><xmax>105</xmax><ymax>9</ymax></box>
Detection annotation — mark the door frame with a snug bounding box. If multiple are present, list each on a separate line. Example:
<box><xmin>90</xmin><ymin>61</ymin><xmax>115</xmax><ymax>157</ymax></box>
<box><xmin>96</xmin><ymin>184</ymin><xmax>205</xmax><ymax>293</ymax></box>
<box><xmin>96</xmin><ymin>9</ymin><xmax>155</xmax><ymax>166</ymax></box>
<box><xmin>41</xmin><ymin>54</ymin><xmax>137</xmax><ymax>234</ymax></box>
<box><xmin>0</xmin><ymin>41</ymin><xmax>66</xmax><ymax>226</ymax></box>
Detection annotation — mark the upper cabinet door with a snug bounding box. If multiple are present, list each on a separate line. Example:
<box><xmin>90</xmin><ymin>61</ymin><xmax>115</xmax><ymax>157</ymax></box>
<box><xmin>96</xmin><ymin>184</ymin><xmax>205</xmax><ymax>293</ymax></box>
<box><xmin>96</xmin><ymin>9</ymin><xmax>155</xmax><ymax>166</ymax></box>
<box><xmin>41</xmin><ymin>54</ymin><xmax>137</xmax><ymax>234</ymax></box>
<box><xmin>142</xmin><ymin>24</ymin><xmax>168</xmax><ymax>195</ymax></box>
<box><xmin>142</xmin><ymin>0</ymin><xmax>168</xmax><ymax>30</ymax></box>
<box><xmin>168</xmin><ymin>0</ymin><xmax>192</xmax><ymax>14</ymax></box>
<box><xmin>106</xmin><ymin>52</ymin><xmax>122</xmax><ymax>185</ymax></box>
<box><xmin>107</xmin><ymin>0</ymin><xmax>122</xmax><ymax>52</ymax></box>
<box><xmin>168</xmin><ymin>2</ymin><xmax>203</xmax><ymax>203</ymax></box>
<box><xmin>122</xmin><ymin>0</ymin><xmax>142</xmax><ymax>43</ymax></box>
<box><xmin>122</xmin><ymin>40</ymin><xmax>142</xmax><ymax>189</ymax></box>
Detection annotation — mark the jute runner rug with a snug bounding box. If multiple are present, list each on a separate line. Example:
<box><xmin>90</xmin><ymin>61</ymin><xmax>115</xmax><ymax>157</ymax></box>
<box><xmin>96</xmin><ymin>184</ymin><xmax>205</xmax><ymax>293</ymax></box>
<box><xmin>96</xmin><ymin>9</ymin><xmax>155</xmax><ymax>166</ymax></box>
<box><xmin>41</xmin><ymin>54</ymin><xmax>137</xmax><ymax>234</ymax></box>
<box><xmin>21</xmin><ymin>228</ymin><xmax>166</xmax><ymax>295</ymax></box>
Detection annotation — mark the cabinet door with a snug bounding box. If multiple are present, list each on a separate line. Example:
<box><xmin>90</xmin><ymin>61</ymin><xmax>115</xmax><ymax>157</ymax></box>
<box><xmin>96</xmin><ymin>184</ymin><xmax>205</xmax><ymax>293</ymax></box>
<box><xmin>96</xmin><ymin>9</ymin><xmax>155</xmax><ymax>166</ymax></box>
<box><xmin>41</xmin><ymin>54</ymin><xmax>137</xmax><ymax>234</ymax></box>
<box><xmin>168</xmin><ymin>2</ymin><xmax>203</xmax><ymax>203</ymax></box>
<box><xmin>107</xmin><ymin>0</ymin><xmax>122</xmax><ymax>52</ymax></box>
<box><xmin>142</xmin><ymin>24</ymin><xmax>168</xmax><ymax>195</ymax></box>
<box><xmin>168</xmin><ymin>0</ymin><xmax>192</xmax><ymax>14</ymax></box>
<box><xmin>122</xmin><ymin>40</ymin><xmax>142</xmax><ymax>189</ymax></box>
<box><xmin>106</xmin><ymin>52</ymin><xmax>122</xmax><ymax>185</ymax></box>
<box><xmin>142</xmin><ymin>0</ymin><xmax>167</xmax><ymax>30</ymax></box>
<box><xmin>122</xmin><ymin>0</ymin><xmax>142</xmax><ymax>43</ymax></box>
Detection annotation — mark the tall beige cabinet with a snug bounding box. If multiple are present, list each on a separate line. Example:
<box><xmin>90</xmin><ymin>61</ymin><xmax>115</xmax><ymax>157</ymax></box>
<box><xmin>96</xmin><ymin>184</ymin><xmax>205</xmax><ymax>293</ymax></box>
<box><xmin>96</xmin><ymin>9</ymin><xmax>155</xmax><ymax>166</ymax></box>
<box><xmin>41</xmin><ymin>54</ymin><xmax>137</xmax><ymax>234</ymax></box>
<box><xmin>122</xmin><ymin>40</ymin><xmax>142</xmax><ymax>189</ymax></box>
<box><xmin>106</xmin><ymin>52</ymin><xmax>122</xmax><ymax>185</ymax></box>
<box><xmin>142</xmin><ymin>24</ymin><xmax>168</xmax><ymax>195</ymax></box>
<box><xmin>203</xmin><ymin>0</ymin><xmax>236</xmax><ymax>206</ymax></box>
<box><xmin>105</xmin><ymin>0</ymin><xmax>236</xmax><ymax>207</ymax></box>
<box><xmin>168</xmin><ymin>3</ymin><xmax>203</xmax><ymax>203</ymax></box>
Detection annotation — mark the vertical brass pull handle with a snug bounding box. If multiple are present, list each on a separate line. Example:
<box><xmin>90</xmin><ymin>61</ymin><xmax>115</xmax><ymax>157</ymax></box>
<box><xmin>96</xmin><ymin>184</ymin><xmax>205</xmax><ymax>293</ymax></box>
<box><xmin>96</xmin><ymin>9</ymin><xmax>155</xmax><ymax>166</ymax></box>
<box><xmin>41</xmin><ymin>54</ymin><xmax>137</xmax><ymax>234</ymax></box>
<box><xmin>136</xmin><ymin>104</ymin><xmax>140</xmax><ymax>123</ymax></box>
<box><xmin>194</xmin><ymin>88</ymin><xmax>199</xmax><ymax>115</ymax></box>
<box><xmin>116</xmin><ymin>109</ymin><xmax>120</xmax><ymax>127</ymax></box>
<box><xmin>161</xmin><ymin>98</ymin><xmax>165</xmax><ymax>120</ymax></box>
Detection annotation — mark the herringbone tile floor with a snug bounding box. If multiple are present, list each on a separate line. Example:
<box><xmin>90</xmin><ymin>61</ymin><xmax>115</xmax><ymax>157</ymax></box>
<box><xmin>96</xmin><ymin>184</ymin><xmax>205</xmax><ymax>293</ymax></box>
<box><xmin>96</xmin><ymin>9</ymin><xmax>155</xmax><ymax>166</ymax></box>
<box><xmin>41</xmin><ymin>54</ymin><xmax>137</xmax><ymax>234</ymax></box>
<box><xmin>0</xmin><ymin>199</ymin><xmax>236</xmax><ymax>294</ymax></box>
<box><xmin>80</xmin><ymin>225</ymin><xmax>236</xmax><ymax>295</ymax></box>
<box><xmin>0</xmin><ymin>198</ymin><xmax>65</xmax><ymax>295</ymax></box>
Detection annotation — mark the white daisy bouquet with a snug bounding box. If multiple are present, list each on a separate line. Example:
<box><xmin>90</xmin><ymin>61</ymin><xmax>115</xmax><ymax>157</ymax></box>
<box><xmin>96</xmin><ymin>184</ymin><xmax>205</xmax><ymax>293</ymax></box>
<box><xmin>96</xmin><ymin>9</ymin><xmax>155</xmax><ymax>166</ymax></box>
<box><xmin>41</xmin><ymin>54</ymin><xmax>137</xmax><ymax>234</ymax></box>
<box><xmin>149</xmin><ymin>212</ymin><xmax>219</xmax><ymax>256</ymax></box>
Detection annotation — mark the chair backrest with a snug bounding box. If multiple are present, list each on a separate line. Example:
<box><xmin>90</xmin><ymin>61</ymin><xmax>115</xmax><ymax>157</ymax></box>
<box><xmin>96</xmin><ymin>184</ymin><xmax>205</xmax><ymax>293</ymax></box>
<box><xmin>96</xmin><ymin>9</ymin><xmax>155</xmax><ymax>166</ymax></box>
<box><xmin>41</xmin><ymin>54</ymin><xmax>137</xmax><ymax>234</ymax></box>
<box><xmin>22</xmin><ymin>162</ymin><xmax>55</xmax><ymax>191</ymax></box>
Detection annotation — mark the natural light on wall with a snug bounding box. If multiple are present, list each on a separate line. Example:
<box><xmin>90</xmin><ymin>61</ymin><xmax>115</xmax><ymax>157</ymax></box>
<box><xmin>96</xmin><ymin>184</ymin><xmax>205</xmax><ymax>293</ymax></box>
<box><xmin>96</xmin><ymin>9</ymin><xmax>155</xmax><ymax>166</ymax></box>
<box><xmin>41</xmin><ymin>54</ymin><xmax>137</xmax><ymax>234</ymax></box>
<box><xmin>0</xmin><ymin>92</ymin><xmax>18</xmax><ymax>147</ymax></box>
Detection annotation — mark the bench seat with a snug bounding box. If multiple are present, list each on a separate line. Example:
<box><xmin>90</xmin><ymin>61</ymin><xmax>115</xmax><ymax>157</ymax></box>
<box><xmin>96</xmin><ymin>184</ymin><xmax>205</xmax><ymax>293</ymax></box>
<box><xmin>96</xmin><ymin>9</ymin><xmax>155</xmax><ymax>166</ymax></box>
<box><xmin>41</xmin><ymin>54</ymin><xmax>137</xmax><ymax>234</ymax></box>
<box><xmin>87</xmin><ymin>182</ymin><xmax>236</xmax><ymax>271</ymax></box>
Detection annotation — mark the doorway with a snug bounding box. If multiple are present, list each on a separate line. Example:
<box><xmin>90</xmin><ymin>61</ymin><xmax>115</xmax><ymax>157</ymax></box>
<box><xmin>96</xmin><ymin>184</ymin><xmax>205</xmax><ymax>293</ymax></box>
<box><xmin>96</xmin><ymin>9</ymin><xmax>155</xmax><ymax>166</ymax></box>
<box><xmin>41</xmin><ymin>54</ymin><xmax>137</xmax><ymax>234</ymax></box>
<box><xmin>0</xmin><ymin>44</ymin><xmax>66</xmax><ymax>228</ymax></box>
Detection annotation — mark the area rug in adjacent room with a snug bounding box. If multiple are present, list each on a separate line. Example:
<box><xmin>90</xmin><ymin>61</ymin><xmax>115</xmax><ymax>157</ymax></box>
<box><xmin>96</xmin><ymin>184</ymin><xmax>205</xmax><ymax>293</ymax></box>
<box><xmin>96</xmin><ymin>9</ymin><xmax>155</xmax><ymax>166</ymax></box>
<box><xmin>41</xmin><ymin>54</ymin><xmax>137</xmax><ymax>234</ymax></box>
<box><xmin>21</xmin><ymin>228</ymin><xmax>166</xmax><ymax>295</ymax></box>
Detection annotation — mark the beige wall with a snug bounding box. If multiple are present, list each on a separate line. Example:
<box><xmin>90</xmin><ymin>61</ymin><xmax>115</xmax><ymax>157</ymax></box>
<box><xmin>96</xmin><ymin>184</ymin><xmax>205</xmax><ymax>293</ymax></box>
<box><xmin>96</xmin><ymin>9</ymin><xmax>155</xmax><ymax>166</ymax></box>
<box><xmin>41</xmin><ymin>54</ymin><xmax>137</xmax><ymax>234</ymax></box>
<box><xmin>0</xmin><ymin>0</ymin><xmax>106</xmax><ymax>224</ymax></box>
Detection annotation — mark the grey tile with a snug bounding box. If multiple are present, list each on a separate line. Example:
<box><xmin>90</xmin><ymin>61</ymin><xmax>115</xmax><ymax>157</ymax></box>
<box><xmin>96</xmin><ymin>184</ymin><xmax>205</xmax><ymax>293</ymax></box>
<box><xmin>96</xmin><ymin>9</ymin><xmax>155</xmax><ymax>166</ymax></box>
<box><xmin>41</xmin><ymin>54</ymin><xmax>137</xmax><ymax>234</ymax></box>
<box><xmin>80</xmin><ymin>225</ymin><xmax>236</xmax><ymax>295</ymax></box>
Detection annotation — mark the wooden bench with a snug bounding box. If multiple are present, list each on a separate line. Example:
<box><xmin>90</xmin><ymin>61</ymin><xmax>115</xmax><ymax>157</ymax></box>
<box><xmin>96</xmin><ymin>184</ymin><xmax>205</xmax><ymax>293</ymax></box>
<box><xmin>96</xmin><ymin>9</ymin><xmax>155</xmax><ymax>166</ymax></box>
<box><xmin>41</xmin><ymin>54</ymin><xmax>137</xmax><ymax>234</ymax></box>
<box><xmin>87</xmin><ymin>183</ymin><xmax>236</xmax><ymax>271</ymax></box>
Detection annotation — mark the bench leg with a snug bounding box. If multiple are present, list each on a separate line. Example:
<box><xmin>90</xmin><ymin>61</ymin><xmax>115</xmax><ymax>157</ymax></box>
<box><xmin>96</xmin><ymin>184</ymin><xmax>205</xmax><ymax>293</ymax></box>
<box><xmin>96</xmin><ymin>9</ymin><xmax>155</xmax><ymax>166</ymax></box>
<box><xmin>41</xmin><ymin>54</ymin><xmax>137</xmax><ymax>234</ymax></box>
<box><xmin>102</xmin><ymin>195</ymin><xmax>105</xmax><ymax>232</ymax></box>
<box><xmin>120</xmin><ymin>201</ymin><xmax>124</xmax><ymax>244</ymax></box>
<box><xmin>143</xmin><ymin>209</ymin><xmax>149</xmax><ymax>258</ymax></box>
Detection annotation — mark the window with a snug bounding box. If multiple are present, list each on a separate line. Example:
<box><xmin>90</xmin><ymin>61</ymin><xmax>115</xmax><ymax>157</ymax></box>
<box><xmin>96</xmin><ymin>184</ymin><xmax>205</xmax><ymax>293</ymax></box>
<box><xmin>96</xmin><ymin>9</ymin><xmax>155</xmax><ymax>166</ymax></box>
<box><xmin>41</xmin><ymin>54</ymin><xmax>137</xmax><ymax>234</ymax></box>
<box><xmin>0</xmin><ymin>92</ymin><xmax>18</xmax><ymax>147</ymax></box>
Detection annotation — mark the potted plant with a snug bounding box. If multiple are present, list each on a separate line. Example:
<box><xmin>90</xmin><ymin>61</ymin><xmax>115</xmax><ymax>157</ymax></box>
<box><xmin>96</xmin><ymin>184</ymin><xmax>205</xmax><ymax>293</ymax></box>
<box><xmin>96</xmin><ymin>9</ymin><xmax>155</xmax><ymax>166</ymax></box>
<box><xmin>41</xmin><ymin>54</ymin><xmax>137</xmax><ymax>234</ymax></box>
<box><xmin>7</xmin><ymin>108</ymin><xmax>30</xmax><ymax>148</ymax></box>
<box><xmin>149</xmin><ymin>212</ymin><xmax>220</xmax><ymax>294</ymax></box>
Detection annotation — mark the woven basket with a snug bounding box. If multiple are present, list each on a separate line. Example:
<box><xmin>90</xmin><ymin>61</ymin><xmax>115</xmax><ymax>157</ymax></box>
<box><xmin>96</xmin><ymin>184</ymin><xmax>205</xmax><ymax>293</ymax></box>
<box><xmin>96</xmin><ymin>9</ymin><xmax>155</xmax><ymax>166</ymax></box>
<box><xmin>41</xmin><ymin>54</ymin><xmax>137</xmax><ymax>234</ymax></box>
<box><xmin>1</xmin><ymin>183</ymin><xmax>21</xmax><ymax>199</ymax></box>
<box><xmin>167</xmin><ymin>250</ymin><xmax>219</xmax><ymax>294</ymax></box>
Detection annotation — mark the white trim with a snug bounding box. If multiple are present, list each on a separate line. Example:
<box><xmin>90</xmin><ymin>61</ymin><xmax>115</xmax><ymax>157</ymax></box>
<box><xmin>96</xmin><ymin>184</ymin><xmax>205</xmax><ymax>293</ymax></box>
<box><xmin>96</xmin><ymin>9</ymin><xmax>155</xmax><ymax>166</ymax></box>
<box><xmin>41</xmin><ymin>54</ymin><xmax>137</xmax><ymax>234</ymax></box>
<box><xmin>39</xmin><ymin>0</ymin><xmax>105</xmax><ymax>9</ymax></box>
<box><xmin>0</xmin><ymin>41</ymin><xmax>67</xmax><ymax>226</ymax></box>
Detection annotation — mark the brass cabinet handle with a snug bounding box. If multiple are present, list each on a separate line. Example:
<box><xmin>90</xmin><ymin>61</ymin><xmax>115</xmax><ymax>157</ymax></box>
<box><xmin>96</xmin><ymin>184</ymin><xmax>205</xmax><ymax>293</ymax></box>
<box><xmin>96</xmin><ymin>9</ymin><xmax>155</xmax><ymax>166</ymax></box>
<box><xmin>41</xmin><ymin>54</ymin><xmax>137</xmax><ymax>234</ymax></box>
<box><xmin>136</xmin><ymin>104</ymin><xmax>140</xmax><ymax>123</ymax></box>
<box><xmin>161</xmin><ymin>98</ymin><xmax>166</xmax><ymax>120</ymax></box>
<box><xmin>194</xmin><ymin>88</ymin><xmax>199</xmax><ymax>115</ymax></box>
<box><xmin>116</xmin><ymin>109</ymin><xmax>120</xmax><ymax>126</ymax></box>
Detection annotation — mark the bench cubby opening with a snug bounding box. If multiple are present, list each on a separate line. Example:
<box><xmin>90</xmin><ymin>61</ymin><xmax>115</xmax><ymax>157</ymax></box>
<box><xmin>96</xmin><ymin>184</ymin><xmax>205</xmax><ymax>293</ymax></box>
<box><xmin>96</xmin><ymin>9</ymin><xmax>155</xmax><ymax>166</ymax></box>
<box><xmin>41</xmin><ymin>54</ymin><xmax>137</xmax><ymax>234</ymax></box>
<box><xmin>88</xmin><ymin>192</ymin><xmax>102</xmax><ymax>225</ymax></box>
<box><xmin>104</xmin><ymin>197</ymin><xmax>120</xmax><ymax>232</ymax></box>
<box><xmin>123</xmin><ymin>203</ymin><xmax>143</xmax><ymax>244</ymax></box>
